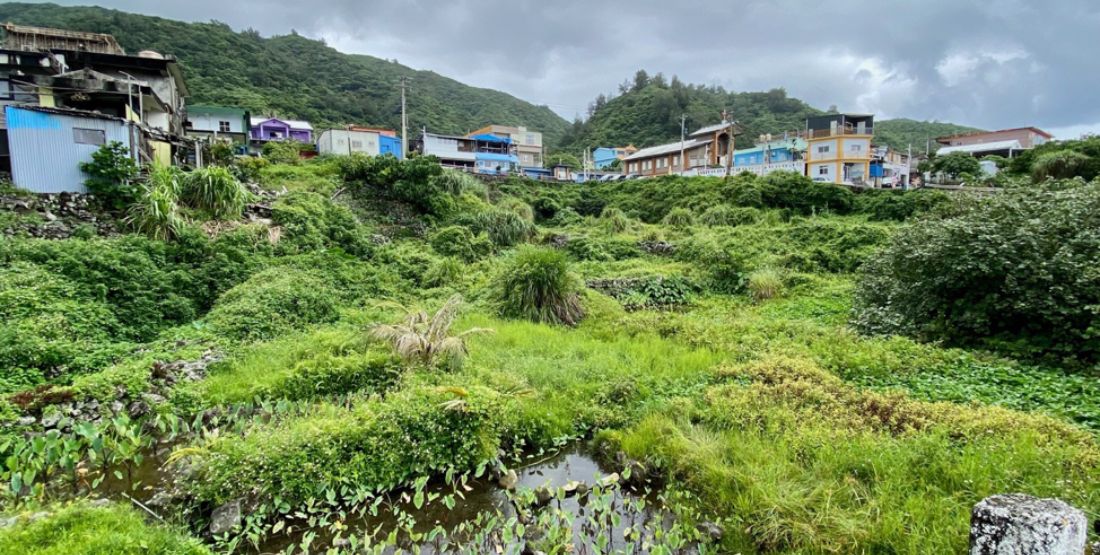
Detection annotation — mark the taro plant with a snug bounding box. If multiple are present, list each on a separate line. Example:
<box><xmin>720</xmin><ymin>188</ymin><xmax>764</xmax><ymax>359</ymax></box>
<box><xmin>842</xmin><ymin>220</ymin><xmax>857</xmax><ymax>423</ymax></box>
<box><xmin>370</xmin><ymin>294</ymin><xmax>492</xmax><ymax>370</ymax></box>
<box><xmin>494</xmin><ymin>246</ymin><xmax>585</xmax><ymax>326</ymax></box>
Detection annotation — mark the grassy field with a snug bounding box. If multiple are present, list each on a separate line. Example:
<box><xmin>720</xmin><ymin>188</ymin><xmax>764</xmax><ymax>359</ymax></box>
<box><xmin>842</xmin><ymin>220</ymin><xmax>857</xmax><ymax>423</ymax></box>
<box><xmin>1</xmin><ymin>158</ymin><xmax>1097</xmax><ymax>554</ymax></box>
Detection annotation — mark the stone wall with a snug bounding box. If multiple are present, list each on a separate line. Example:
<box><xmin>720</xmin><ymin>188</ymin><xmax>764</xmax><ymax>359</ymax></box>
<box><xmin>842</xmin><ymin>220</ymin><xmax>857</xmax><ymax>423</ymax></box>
<box><xmin>1</xmin><ymin>192</ymin><xmax>119</xmax><ymax>239</ymax></box>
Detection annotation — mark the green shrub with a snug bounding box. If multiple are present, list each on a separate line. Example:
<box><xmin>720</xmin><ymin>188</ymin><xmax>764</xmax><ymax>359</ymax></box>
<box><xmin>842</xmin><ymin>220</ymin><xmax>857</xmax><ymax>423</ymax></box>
<box><xmin>531</xmin><ymin>196</ymin><xmax>561</xmax><ymax>221</ymax></box>
<box><xmin>854</xmin><ymin>180</ymin><xmax>1100</xmax><ymax>366</ymax></box>
<box><xmin>79</xmin><ymin>141</ymin><xmax>140</xmax><ymax>210</ymax></box>
<box><xmin>853</xmin><ymin>189</ymin><xmax>953</xmax><ymax>221</ymax></box>
<box><xmin>699</xmin><ymin>205</ymin><xmax>761</xmax><ymax>226</ymax></box>
<box><xmin>0</xmin><ymin>501</ymin><xmax>210</xmax><ymax>554</ymax></box>
<box><xmin>1032</xmin><ymin>150</ymin><xmax>1092</xmax><ymax>181</ymax></box>
<box><xmin>661</xmin><ymin>207</ymin><xmax>696</xmax><ymax>227</ymax></box>
<box><xmin>256</xmin><ymin>162</ymin><xmax>339</xmax><ymax>194</ymax></box>
<box><xmin>494</xmin><ymin>246</ymin><xmax>584</xmax><ymax>325</ymax></box>
<box><xmin>232</xmin><ymin>155</ymin><xmax>269</xmax><ymax>182</ymax></box>
<box><xmin>422</xmin><ymin>257</ymin><xmax>465</xmax><ymax>288</ymax></box>
<box><xmin>675</xmin><ymin>236</ymin><xmax>748</xmax><ymax>293</ymax></box>
<box><xmin>270</xmin><ymin>191</ymin><xmax>373</xmax><ymax>256</ymax></box>
<box><xmin>747</xmin><ymin>267</ymin><xmax>786</xmax><ymax>303</ymax></box>
<box><xmin>759</xmin><ymin>170</ymin><xmax>854</xmax><ymax>214</ymax></box>
<box><xmin>429</xmin><ymin>225</ymin><xmax>492</xmax><ymax>261</ymax></box>
<box><xmin>499</xmin><ymin>197</ymin><xmax>535</xmax><ymax>222</ymax></box>
<box><xmin>275</xmin><ymin>351</ymin><xmax>403</xmax><ymax>400</ymax></box>
<box><xmin>182</xmin><ymin>166</ymin><xmax>248</xmax><ymax>219</ymax></box>
<box><xmin>206</xmin><ymin>268</ymin><xmax>340</xmax><ymax>340</ymax></box>
<box><xmin>261</xmin><ymin>140</ymin><xmax>302</xmax><ymax>165</ymax></box>
<box><xmin>599</xmin><ymin>206</ymin><xmax>631</xmax><ymax>232</ymax></box>
<box><xmin>340</xmin><ymin>155</ymin><xmax>454</xmax><ymax>214</ymax></box>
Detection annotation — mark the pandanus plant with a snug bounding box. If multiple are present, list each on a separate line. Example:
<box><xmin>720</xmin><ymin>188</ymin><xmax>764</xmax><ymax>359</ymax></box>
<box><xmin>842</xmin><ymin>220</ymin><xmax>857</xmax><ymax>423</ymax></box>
<box><xmin>370</xmin><ymin>294</ymin><xmax>492</xmax><ymax>370</ymax></box>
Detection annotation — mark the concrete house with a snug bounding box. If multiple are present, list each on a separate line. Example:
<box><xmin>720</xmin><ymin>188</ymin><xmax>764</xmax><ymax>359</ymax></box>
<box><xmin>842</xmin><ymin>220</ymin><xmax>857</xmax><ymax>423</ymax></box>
<box><xmin>468</xmin><ymin>124</ymin><xmax>542</xmax><ymax>169</ymax></box>
<box><xmin>317</xmin><ymin>127</ymin><xmax>402</xmax><ymax>159</ymax></box>
<box><xmin>935</xmin><ymin>127</ymin><xmax>1053</xmax><ymax>158</ymax></box>
<box><xmin>805</xmin><ymin>113</ymin><xmax>874</xmax><ymax>185</ymax></box>
<box><xmin>592</xmin><ymin>145</ymin><xmax>637</xmax><ymax>169</ymax></box>
<box><xmin>250</xmin><ymin>116</ymin><xmax>313</xmax><ymax>144</ymax></box>
<box><xmin>185</xmin><ymin>105</ymin><xmax>251</xmax><ymax>144</ymax></box>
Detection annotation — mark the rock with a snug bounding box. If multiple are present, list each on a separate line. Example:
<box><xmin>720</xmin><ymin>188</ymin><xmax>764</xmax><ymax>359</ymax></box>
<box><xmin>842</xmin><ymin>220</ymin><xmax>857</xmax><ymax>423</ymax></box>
<box><xmin>141</xmin><ymin>393</ymin><xmax>167</xmax><ymax>405</ymax></box>
<box><xmin>697</xmin><ymin>521</ymin><xmax>725</xmax><ymax>542</ymax></box>
<box><xmin>16</xmin><ymin>416</ymin><xmax>36</xmax><ymax>427</ymax></box>
<box><xmin>110</xmin><ymin>400</ymin><xmax>125</xmax><ymax>415</ymax></box>
<box><xmin>562</xmin><ymin>480</ymin><xmax>586</xmax><ymax>497</ymax></box>
<box><xmin>40</xmin><ymin>412</ymin><xmax>61</xmax><ymax>429</ymax></box>
<box><xmin>209</xmin><ymin>499</ymin><xmax>242</xmax><ymax>535</ymax></box>
<box><xmin>89</xmin><ymin>498</ymin><xmax>111</xmax><ymax>508</ymax></box>
<box><xmin>498</xmin><ymin>469</ymin><xmax>519</xmax><ymax>490</ymax></box>
<box><xmin>42</xmin><ymin>210</ymin><xmax>56</xmax><ymax>221</ymax></box>
<box><xmin>597</xmin><ymin>473</ymin><xmax>620</xmax><ymax>488</ymax></box>
<box><xmin>0</xmin><ymin>516</ymin><xmax>17</xmax><ymax>528</ymax></box>
<box><xmin>533</xmin><ymin>486</ymin><xmax>555</xmax><ymax>507</ymax></box>
<box><xmin>128</xmin><ymin>400</ymin><xmax>150</xmax><ymax>418</ymax></box>
<box><xmin>624</xmin><ymin>460</ymin><xmax>648</xmax><ymax>486</ymax></box>
<box><xmin>27</xmin><ymin>511</ymin><xmax>50</xmax><ymax>523</ymax></box>
<box><xmin>970</xmin><ymin>494</ymin><xmax>1087</xmax><ymax>555</ymax></box>
<box><xmin>332</xmin><ymin>538</ymin><xmax>351</xmax><ymax>548</ymax></box>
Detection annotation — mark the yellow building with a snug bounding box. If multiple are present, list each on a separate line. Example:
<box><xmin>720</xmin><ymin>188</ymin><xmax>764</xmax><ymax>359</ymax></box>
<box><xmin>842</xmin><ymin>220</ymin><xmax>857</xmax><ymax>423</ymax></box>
<box><xmin>804</xmin><ymin>113</ymin><xmax>874</xmax><ymax>185</ymax></box>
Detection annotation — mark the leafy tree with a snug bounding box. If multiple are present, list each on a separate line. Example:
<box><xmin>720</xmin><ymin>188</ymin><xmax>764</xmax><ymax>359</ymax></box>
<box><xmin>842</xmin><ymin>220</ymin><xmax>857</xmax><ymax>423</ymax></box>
<box><xmin>854</xmin><ymin>180</ymin><xmax>1100</xmax><ymax>366</ymax></box>
<box><xmin>261</xmin><ymin>141</ymin><xmax>303</xmax><ymax>165</ymax></box>
<box><xmin>1031</xmin><ymin>150</ymin><xmax>1092</xmax><ymax>181</ymax></box>
<box><xmin>79</xmin><ymin>141</ymin><xmax>140</xmax><ymax>209</ymax></box>
<box><xmin>932</xmin><ymin>152</ymin><xmax>981</xmax><ymax>179</ymax></box>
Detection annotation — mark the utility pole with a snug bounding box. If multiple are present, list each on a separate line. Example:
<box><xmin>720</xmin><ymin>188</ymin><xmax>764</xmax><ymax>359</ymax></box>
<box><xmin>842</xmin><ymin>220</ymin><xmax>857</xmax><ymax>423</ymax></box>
<box><xmin>679</xmin><ymin>114</ymin><xmax>686</xmax><ymax>174</ymax></box>
<box><xmin>722</xmin><ymin>109</ymin><xmax>734</xmax><ymax>178</ymax></box>
<box><xmin>399</xmin><ymin>77</ymin><xmax>410</xmax><ymax>158</ymax></box>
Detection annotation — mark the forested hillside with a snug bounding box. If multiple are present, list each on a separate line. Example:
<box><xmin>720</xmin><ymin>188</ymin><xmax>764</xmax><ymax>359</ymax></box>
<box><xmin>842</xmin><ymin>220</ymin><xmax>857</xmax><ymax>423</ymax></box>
<box><xmin>0</xmin><ymin>3</ymin><xmax>571</xmax><ymax>141</ymax></box>
<box><xmin>874</xmin><ymin>118</ymin><xmax>983</xmax><ymax>152</ymax></box>
<box><xmin>557</xmin><ymin>70</ymin><xmax>979</xmax><ymax>154</ymax></box>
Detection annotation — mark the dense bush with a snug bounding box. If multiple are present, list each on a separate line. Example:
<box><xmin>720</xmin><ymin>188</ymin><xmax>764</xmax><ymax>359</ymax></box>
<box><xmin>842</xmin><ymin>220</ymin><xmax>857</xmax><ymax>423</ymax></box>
<box><xmin>261</xmin><ymin>140</ymin><xmax>303</xmax><ymax>165</ymax></box>
<box><xmin>429</xmin><ymin>225</ymin><xmax>492</xmax><ymax>261</ymax></box>
<box><xmin>757</xmin><ymin>170</ymin><xmax>854</xmax><ymax>215</ymax></box>
<box><xmin>599</xmin><ymin>206</ymin><xmax>631</xmax><ymax>232</ymax></box>
<box><xmin>932</xmin><ymin>151</ymin><xmax>982</xmax><ymax>179</ymax></box>
<box><xmin>270</xmin><ymin>191</ymin><xmax>373</xmax><ymax>256</ymax></box>
<box><xmin>206</xmin><ymin>268</ymin><xmax>340</xmax><ymax>340</ymax></box>
<box><xmin>661</xmin><ymin>207</ymin><xmax>695</xmax><ymax>227</ymax></box>
<box><xmin>462</xmin><ymin>208</ymin><xmax>535</xmax><ymax>248</ymax></box>
<box><xmin>340</xmin><ymin>155</ymin><xmax>460</xmax><ymax>214</ymax></box>
<box><xmin>1031</xmin><ymin>150</ymin><xmax>1092</xmax><ymax>181</ymax></box>
<box><xmin>699</xmin><ymin>205</ymin><xmax>761</xmax><ymax>226</ymax></box>
<box><xmin>494</xmin><ymin>246</ymin><xmax>585</xmax><ymax>325</ymax></box>
<box><xmin>1010</xmin><ymin>136</ymin><xmax>1100</xmax><ymax>181</ymax></box>
<box><xmin>675</xmin><ymin>236</ymin><xmax>749</xmax><ymax>293</ymax></box>
<box><xmin>853</xmin><ymin>189</ymin><xmax>953</xmax><ymax>221</ymax></box>
<box><xmin>854</xmin><ymin>180</ymin><xmax>1100</xmax><ymax>366</ymax></box>
<box><xmin>0</xmin><ymin>501</ymin><xmax>210</xmax><ymax>554</ymax></box>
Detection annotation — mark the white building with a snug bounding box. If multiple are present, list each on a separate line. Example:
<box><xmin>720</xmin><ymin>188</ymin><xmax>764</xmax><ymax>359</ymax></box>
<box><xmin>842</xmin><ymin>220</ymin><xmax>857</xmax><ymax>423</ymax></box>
<box><xmin>317</xmin><ymin>129</ymin><xmax>380</xmax><ymax>156</ymax></box>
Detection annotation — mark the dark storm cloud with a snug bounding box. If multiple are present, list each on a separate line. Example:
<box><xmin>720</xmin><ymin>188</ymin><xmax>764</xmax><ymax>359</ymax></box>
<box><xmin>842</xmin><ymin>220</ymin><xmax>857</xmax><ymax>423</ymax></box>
<box><xmin>48</xmin><ymin>0</ymin><xmax>1100</xmax><ymax>137</ymax></box>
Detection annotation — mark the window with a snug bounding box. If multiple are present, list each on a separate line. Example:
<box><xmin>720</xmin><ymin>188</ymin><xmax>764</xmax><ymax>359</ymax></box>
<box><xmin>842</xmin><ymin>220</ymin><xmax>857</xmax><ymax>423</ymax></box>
<box><xmin>817</xmin><ymin>144</ymin><xmax>831</xmax><ymax>154</ymax></box>
<box><xmin>656</xmin><ymin>158</ymin><xmax>666</xmax><ymax>169</ymax></box>
<box><xmin>818</xmin><ymin>166</ymin><xmax>829</xmax><ymax>175</ymax></box>
<box><xmin>849</xmin><ymin>144</ymin><xmax>863</xmax><ymax>153</ymax></box>
<box><xmin>218</xmin><ymin>120</ymin><xmax>231</xmax><ymax>133</ymax></box>
<box><xmin>351</xmin><ymin>140</ymin><xmax>363</xmax><ymax>149</ymax></box>
<box><xmin>73</xmin><ymin>128</ymin><xmax>106</xmax><ymax>146</ymax></box>
<box><xmin>525</xmin><ymin>134</ymin><xmax>536</xmax><ymax>145</ymax></box>
<box><xmin>0</xmin><ymin>79</ymin><xmax>12</xmax><ymax>100</ymax></box>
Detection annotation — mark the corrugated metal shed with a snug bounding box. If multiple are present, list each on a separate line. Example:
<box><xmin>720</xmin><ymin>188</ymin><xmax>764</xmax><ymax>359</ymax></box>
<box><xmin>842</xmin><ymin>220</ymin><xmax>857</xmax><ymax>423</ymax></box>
<box><xmin>6</xmin><ymin>105</ymin><xmax>135</xmax><ymax>193</ymax></box>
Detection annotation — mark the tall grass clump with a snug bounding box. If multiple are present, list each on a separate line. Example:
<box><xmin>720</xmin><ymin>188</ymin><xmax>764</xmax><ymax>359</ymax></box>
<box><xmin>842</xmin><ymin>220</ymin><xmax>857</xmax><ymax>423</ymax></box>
<box><xmin>431</xmin><ymin>169</ymin><xmax>487</xmax><ymax>198</ymax></box>
<box><xmin>662</xmin><ymin>207</ymin><xmax>695</xmax><ymax>227</ymax></box>
<box><xmin>747</xmin><ymin>267</ymin><xmax>786</xmax><ymax>302</ymax></box>
<box><xmin>370</xmin><ymin>294</ymin><xmax>491</xmax><ymax>370</ymax></box>
<box><xmin>183</xmin><ymin>166</ymin><xmax>249</xmax><ymax>219</ymax></box>
<box><xmin>124</xmin><ymin>165</ymin><xmax>185</xmax><ymax>241</ymax></box>
<box><xmin>700</xmin><ymin>205</ymin><xmax>761</xmax><ymax>227</ymax></box>
<box><xmin>469</xmin><ymin>208</ymin><xmax>535</xmax><ymax>247</ymax></box>
<box><xmin>600</xmin><ymin>206</ymin><xmax>631</xmax><ymax>232</ymax></box>
<box><xmin>499</xmin><ymin>197</ymin><xmax>535</xmax><ymax>222</ymax></box>
<box><xmin>494</xmin><ymin>246</ymin><xmax>584</xmax><ymax>326</ymax></box>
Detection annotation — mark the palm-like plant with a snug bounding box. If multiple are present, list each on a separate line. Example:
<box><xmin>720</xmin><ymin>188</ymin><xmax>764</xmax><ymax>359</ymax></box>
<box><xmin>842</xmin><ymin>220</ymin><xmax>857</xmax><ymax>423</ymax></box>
<box><xmin>370</xmin><ymin>294</ymin><xmax>492</xmax><ymax>370</ymax></box>
<box><xmin>125</xmin><ymin>165</ymin><xmax>185</xmax><ymax>241</ymax></box>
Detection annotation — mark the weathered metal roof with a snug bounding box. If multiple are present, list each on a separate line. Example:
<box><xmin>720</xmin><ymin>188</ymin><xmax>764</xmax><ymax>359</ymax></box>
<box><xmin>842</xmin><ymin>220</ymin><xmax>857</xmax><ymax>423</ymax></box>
<box><xmin>250</xmin><ymin>116</ymin><xmax>313</xmax><ymax>130</ymax></box>
<box><xmin>937</xmin><ymin>140</ymin><xmax>1024</xmax><ymax>155</ymax></box>
<box><xmin>623</xmin><ymin>138</ymin><xmax>711</xmax><ymax>161</ymax></box>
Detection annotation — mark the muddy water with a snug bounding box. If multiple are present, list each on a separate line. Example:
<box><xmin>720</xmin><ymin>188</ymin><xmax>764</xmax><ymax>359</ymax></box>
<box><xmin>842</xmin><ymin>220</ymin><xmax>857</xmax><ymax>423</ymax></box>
<box><xmin>256</xmin><ymin>444</ymin><xmax>668</xmax><ymax>554</ymax></box>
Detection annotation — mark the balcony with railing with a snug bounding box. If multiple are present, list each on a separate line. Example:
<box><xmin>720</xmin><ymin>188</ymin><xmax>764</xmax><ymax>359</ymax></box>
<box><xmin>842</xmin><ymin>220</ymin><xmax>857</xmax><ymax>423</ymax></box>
<box><xmin>808</xmin><ymin>126</ymin><xmax>874</xmax><ymax>139</ymax></box>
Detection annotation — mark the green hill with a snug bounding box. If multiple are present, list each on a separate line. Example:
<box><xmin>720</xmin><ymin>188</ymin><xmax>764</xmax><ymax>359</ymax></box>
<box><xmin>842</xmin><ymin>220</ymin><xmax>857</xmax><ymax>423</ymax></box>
<box><xmin>873</xmin><ymin>119</ymin><xmax>984</xmax><ymax>153</ymax></box>
<box><xmin>557</xmin><ymin>71</ymin><xmax>979</xmax><ymax>155</ymax></box>
<box><xmin>558</xmin><ymin>72</ymin><xmax>822</xmax><ymax>151</ymax></box>
<box><xmin>0</xmin><ymin>3</ymin><xmax>571</xmax><ymax>142</ymax></box>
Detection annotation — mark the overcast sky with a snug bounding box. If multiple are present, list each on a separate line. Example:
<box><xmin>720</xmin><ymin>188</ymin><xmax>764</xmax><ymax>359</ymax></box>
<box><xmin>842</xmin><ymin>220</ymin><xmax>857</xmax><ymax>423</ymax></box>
<box><xmin>47</xmin><ymin>0</ymin><xmax>1100</xmax><ymax>138</ymax></box>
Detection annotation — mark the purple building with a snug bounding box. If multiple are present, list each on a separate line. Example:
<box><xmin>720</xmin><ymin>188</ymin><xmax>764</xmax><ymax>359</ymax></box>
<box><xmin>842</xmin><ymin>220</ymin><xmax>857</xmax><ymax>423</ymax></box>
<box><xmin>250</xmin><ymin>116</ymin><xmax>313</xmax><ymax>144</ymax></box>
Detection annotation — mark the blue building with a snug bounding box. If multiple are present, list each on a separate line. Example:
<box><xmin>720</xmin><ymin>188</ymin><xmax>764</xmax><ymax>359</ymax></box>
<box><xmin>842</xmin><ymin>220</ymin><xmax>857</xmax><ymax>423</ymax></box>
<box><xmin>379</xmin><ymin>134</ymin><xmax>403</xmax><ymax>159</ymax></box>
<box><xmin>592</xmin><ymin>145</ymin><xmax>637</xmax><ymax>169</ymax></box>
<box><xmin>470</xmin><ymin>133</ymin><xmax>519</xmax><ymax>175</ymax></box>
<box><xmin>733</xmin><ymin>138</ymin><xmax>806</xmax><ymax>168</ymax></box>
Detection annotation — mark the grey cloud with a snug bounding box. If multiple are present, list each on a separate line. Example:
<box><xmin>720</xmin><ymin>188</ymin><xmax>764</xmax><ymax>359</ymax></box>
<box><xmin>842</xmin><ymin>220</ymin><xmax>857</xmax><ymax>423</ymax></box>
<box><xmin>48</xmin><ymin>0</ymin><xmax>1100</xmax><ymax>135</ymax></box>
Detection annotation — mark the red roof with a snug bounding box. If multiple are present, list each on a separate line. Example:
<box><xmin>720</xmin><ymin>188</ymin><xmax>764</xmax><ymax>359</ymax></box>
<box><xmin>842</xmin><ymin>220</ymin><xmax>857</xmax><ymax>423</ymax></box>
<box><xmin>936</xmin><ymin>126</ymin><xmax>1053</xmax><ymax>144</ymax></box>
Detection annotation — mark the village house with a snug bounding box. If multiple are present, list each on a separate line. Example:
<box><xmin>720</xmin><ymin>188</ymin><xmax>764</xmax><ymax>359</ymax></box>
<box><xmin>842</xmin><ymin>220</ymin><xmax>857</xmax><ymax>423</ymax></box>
<box><xmin>185</xmin><ymin>105</ymin><xmax>251</xmax><ymax>145</ymax></box>
<box><xmin>805</xmin><ymin>113</ymin><xmax>874</xmax><ymax>185</ymax></box>
<box><xmin>728</xmin><ymin>135</ymin><xmax>807</xmax><ymax>177</ymax></box>
<box><xmin>935</xmin><ymin>127</ymin><xmax>1052</xmax><ymax>158</ymax></box>
<box><xmin>869</xmin><ymin>146</ymin><xmax>912</xmax><ymax>188</ymax></box>
<box><xmin>467</xmin><ymin>124</ymin><xmax>542</xmax><ymax>169</ymax></box>
<box><xmin>592</xmin><ymin>145</ymin><xmax>637</xmax><ymax>169</ymax></box>
<box><xmin>415</xmin><ymin>130</ymin><xmax>520</xmax><ymax>175</ymax></box>
<box><xmin>621</xmin><ymin>121</ymin><xmax>740</xmax><ymax>177</ymax></box>
<box><xmin>250</xmin><ymin>116</ymin><xmax>313</xmax><ymax>147</ymax></box>
<box><xmin>317</xmin><ymin>126</ymin><xmax>403</xmax><ymax>158</ymax></box>
<box><xmin>0</xmin><ymin>23</ymin><xmax>191</xmax><ymax>190</ymax></box>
